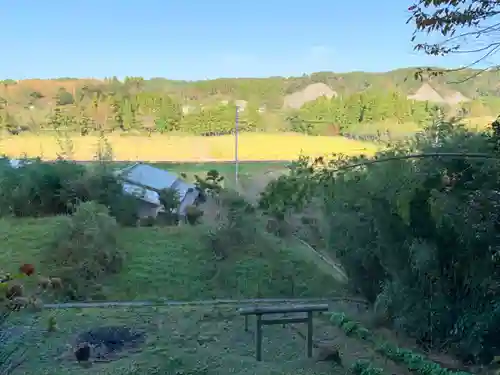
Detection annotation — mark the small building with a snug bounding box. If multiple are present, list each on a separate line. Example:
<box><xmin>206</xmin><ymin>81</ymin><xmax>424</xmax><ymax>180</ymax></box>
<box><xmin>3</xmin><ymin>157</ymin><xmax>33</xmax><ymax>169</ymax></box>
<box><xmin>116</xmin><ymin>163</ymin><xmax>201</xmax><ymax>218</ymax></box>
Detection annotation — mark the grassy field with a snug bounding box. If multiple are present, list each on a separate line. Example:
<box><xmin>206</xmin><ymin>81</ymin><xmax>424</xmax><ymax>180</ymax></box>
<box><xmin>7</xmin><ymin>303</ymin><xmax>374</xmax><ymax>375</ymax></box>
<box><xmin>1</xmin><ymin>117</ymin><xmax>492</xmax><ymax>163</ymax></box>
<box><xmin>0</xmin><ymin>217</ymin><xmax>342</xmax><ymax>301</ymax></box>
<box><xmin>0</xmin><ymin>196</ymin><xmax>475</xmax><ymax>374</ymax></box>
<box><xmin>0</xmin><ymin>217</ymin><xmax>357</xmax><ymax>374</ymax></box>
<box><xmin>8</xmin><ymin>300</ymin><xmax>468</xmax><ymax>375</ymax></box>
<box><xmin>0</xmin><ymin>133</ymin><xmax>379</xmax><ymax>162</ymax></box>
<box><xmin>462</xmin><ymin>115</ymin><xmax>495</xmax><ymax>131</ymax></box>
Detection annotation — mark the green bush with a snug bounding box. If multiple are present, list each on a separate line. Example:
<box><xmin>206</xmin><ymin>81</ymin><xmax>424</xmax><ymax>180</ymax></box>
<box><xmin>44</xmin><ymin>201</ymin><xmax>124</xmax><ymax>300</ymax></box>
<box><xmin>258</xmin><ymin>119</ymin><xmax>500</xmax><ymax>364</ymax></box>
<box><xmin>138</xmin><ymin>216</ymin><xmax>157</xmax><ymax>227</ymax></box>
<box><xmin>0</xmin><ymin>159</ymin><xmax>87</xmax><ymax>216</ymax></box>
<box><xmin>158</xmin><ymin>187</ymin><xmax>180</xmax><ymax>225</ymax></box>
<box><xmin>0</xmin><ymin>159</ymin><xmax>140</xmax><ymax>226</ymax></box>
<box><xmin>185</xmin><ymin>205</ymin><xmax>203</xmax><ymax>225</ymax></box>
<box><xmin>206</xmin><ymin>191</ymin><xmax>263</xmax><ymax>259</ymax></box>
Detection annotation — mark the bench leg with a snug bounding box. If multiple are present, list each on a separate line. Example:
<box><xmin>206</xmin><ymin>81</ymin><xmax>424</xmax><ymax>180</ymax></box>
<box><xmin>244</xmin><ymin>315</ymin><xmax>249</xmax><ymax>332</ymax></box>
<box><xmin>256</xmin><ymin>313</ymin><xmax>263</xmax><ymax>361</ymax></box>
<box><xmin>307</xmin><ymin>312</ymin><xmax>313</xmax><ymax>358</ymax></box>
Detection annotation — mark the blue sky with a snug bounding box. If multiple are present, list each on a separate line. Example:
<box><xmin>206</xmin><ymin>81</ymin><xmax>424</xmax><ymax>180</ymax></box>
<box><xmin>0</xmin><ymin>0</ymin><xmax>483</xmax><ymax>80</ymax></box>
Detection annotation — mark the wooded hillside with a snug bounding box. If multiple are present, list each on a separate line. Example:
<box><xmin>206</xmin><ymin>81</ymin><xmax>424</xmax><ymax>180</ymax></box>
<box><xmin>1</xmin><ymin>67</ymin><xmax>499</xmax><ymax>137</ymax></box>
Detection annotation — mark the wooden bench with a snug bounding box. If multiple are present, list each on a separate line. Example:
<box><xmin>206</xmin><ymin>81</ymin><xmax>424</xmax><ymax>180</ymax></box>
<box><xmin>238</xmin><ymin>303</ymin><xmax>329</xmax><ymax>361</ymax></box>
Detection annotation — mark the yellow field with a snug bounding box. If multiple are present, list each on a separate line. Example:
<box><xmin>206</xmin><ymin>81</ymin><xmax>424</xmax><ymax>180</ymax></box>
<box><xmin>0</xmin><ymin>133</ymin><xmax>379</xmax><ymax>161</ymax></box>
<box><xmin>462</xmin><ymin>116</ymin><xmax>495</xmax><ymax>131</ymax></box>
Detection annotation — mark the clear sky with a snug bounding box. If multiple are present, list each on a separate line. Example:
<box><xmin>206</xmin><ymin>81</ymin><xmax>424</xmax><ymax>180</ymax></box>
<box><xmin>0</xmin><ymin>0</ymin><xmax>480</xmax><ymax>80</ymax></box>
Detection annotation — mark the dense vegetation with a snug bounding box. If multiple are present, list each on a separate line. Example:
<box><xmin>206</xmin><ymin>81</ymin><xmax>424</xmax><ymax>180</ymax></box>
<box><xmin>257</xmin><ymin>118</ymin><xmax>500</xmax><ymax>365</ymax></box>
<box><xmin>2</xmin><ymin>69</ymin><xmax>500</xmax><ymax>137</ymax></box>
<box><xmin>1</xmin><ymin>115</ymin><xmax>499</xmax><ymax>371</ymax></box>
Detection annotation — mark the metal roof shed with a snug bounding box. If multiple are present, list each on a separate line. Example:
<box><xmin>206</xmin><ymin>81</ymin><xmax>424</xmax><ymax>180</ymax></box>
<box><xmin>116</xmin><ymin>163</ymin><xmax>200</xmax><ymax>217</ymax></box>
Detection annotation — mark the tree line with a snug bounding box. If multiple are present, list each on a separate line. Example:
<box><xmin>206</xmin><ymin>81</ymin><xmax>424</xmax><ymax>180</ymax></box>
<box><xmin>0</xmin><ymin>79</ymin><xmax>498</xmax><ymax>137</ymax></box>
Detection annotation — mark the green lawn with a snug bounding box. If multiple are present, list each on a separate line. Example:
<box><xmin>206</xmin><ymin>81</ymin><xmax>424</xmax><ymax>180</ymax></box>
<box><xmin>0</xmin><ymin>212</ymin><xmax>349</xmax><ymax>375</ymax></box>
<box><xmin>0</xmin><ymin>217</ymin><xmax>342</xmax><ymax>301</ymax></box>
<box><xmin>10</xmin><ymin>304</ymin><xmax>349</xmax><ymax>375</ymax></box>
<box><xmin>0</xmin><ymin>214</ymin><xmax>450</xmax><ymax>375</ymax></box>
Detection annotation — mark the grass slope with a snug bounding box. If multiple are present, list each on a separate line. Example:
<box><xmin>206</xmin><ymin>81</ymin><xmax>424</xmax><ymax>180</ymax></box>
<box><xmin>0</xmin><ymin>217</ymin><xmax>353</xmax><ymax>374</ymax></box>
<box><xmin>0</xmin><ymin>217</ymin><xmax>343</xmax><ymax>301</ymax></box>
<box><xmin>0</xmin><ymin>133</ymin><xmax>379</xmax><ymax>162</ymax></box>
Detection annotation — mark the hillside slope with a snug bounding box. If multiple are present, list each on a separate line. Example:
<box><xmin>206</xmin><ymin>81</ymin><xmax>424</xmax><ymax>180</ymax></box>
<box><xmin>0</xmin><ymin>217</ymin><xmax>344</xmax><ymax>301</ymax></box>
<box><xmin>1</xmin><ymin>67</ymin><xmax>498</xmax><ymax>108</ymax></box>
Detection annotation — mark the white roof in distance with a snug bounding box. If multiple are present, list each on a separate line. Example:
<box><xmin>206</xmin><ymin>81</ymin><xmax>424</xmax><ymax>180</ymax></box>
<box><xmin>7</xmin><ymin>158</ymin><xmax>32</xmax><ymax>169</ymax></box>
<box><xmin>122</xmin><ymin>164</ymin><xmax>179</xmax><ymax>190</ymax></box>
<box><xmin>118</xmin><ymin>163</ymin><xmax>198</xmax><ymax>205</ymax></box>
<box><xmin>122</xmin><ymin>182</ymin><xmax>161</xmax><ymax>205</ymax></box>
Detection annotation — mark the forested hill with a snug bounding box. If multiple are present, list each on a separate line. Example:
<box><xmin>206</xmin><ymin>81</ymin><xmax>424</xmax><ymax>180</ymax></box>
<box><xmin>1</xmin><ymin>67</ymin><xmax>499</xmax><ymax>137</ymax></box>
<box><xmin>3</xmin><ymin>67</ymin><xmax>500</xmax><ymax>107</ymax></box>
<box><xmin>103</xmin><ymin>68</ymin><xmax>500</xmax><ymax>106</ymax></box>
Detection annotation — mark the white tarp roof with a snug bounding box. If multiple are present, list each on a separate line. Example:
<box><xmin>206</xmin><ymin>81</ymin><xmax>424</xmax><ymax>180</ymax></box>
<box><xmin>117</xmin><ymin>163</ymin><xmax>198</xmax><ymax>206</ymax></box>
<box><xmin>122</xmin><ymin>182</ymin><xmax>161</xmax><ymax>205</ymax></box>
<box><xmin>5</xmin><ymin>158</ymin><xmax>32</xmax><ymax>169</ymax></box>
<box><xmin>122</xmin><ymin>163</ymin><xmax>179</xmax><ymax>190</ymax></box>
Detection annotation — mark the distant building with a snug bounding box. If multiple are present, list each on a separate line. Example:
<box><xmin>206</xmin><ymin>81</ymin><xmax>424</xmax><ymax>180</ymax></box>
<box><xmin>115</xmin><ymin>163</ymin><xmax>201</xmax><ymax>218</ymax></box>
<box><xmin>182</xmin><ymin>105</ymin><xmax>194</xmax><ymax>114</ymax></box>
<box><xmin>235</xmin><ymin>100</ymin><xmax>247</xmax><ymax>112</ymax></box>
<box><xmin>4</xmin><ymin>158</ymin><xmax>32</xmax><ymax>169</ymax></box>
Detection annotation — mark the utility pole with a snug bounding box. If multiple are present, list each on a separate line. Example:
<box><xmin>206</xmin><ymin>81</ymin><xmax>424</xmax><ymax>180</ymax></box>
<box><xmin>235</xmin><ymin>105</ymin><xmax>239</xmax><ymax>185</ymax></box>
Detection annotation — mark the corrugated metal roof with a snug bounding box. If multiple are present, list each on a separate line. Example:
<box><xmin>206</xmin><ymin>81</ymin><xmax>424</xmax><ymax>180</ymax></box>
<box><xmin>172</xmin><ymin>179</ymin><xmax>196</xmax><ymax>201</ymax></box>
<box><xmin>122</xmin><ymin>164</ymin><xmax>179</xmax><ymax>191</ymax></box>
<box><xmin>118</xmin><ymin>163</ymin><xmax>199</xmax><ymax>211</ymax></box>
<box><xmin>122</xmin><ymin>182</ymin><xmax>161</xmax><ymax>205</ymax></box>
<box><xmin>7</xmin><ymin>158</ymin><xmax>32</xmax><ymax>169</ymax></box>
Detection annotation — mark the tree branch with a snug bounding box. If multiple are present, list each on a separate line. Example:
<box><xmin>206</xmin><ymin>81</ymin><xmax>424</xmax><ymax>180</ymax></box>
<box><xmin>330</xmin><ymin>152</ymin><xmax>500</xmax><ymax>174</ymax></box>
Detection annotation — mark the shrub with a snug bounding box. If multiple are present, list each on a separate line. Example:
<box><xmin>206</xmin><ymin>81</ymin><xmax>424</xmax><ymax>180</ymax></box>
<box><xmin>0</xmin><ymin>159</ymin><xmax>87</xmax><ymax>217</ymax></box>
<box><xmin>58</xmin><ymin>163</ymin><xmax>140</xmax><ymax>226</ymax></box>
<box><xmin>138</xmin><ymin>216</ymin><xmax>157</xmax><ymax>227</ymax></box>
<box><xmin>205</xmin><ymin>191</ymin><xmax>263</xmax><ymax>259</ymax></box>
<box><xmin>0</xmin><ymin>159</ymin><xmax>140</xmax><ymax>226</ymax></box>
<box><xmin>258</xmin><ymin>119</ymin><xmax>500</xmax><ymax>364</ymax></box>
<box><xmin>184</xmin><ymin>205</ymin><xmax>203</xmax><ymax>225</ymax></box>
<box><xmin>45</xmin><ymin>201</ymin><xmax>123</xmax><ymax>300</ymax></box>
<box><xmin>158</xmin><ymin>188</ymin><xmax>180</xmax><ymax>225</ymax></box>
<box><xmin>107</xmin><ymin>194</ymin><xmax>140</xmax><ymax>227</ymax></box>
<box><xmin>0</xmin><ymin>263</ymin><xmax>62</xmax><ymax>374</ymax></box>
<box><xmin>195</xmin><ymin>169</ymin><xmax>224</xmax><ymax>196</ymax></box>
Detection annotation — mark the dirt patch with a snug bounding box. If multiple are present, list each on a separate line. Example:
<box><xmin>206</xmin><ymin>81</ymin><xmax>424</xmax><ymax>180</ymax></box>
<box><xmin>283</xmin><ymin>83</ymin><xmax>338</xmax><ymax>109</ymax></box>
<box><xmin>55</xmin><ymin>325</ymin><xmax>147</xmax><ymax>363</ymax></box>
<box><xmin>76</xmin><ymin>325</ymin><xmax>145</xmax><ymax>356</ymax></box>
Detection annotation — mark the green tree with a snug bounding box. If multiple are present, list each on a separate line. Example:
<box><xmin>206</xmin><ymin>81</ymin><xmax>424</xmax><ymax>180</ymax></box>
<box><xmin>77</xmin><ymin>106</ymin><xmax>93</xmax><ymax>136</ymax></box>
<box><xmin>55</xmin><ymin>88</ymin><xmax>74</xmax><ymax>106</ymax></box>
<box><xmin>154</xmin><ymin>95</ymin><xmax>182</xmax><ymax>133</ymax></box>
<box><xmin>107</xmin><ymin>95</ymin><xmax>125</xmax><ymax>131</ymax></box>
<box><xmin>124</xmin><ymin>76</ymin><xmax>144</xmax><ymax>93</ymax></box>
<box><xmin>28</xmin><ymin>91</ymin><xmax>43</xmax><ymax>105</ymax></box>
<box><xmin>0</xmin><ymin>110</ymin><xmax>19</xmax><ymax>134</ymax></box>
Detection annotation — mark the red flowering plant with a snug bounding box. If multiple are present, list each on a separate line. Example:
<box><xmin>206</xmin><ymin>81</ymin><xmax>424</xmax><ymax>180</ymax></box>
<box><xmin>0</xmin><ymin>263</ymin><xmax>62</xmax><ymax>316</ymax></box>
